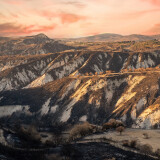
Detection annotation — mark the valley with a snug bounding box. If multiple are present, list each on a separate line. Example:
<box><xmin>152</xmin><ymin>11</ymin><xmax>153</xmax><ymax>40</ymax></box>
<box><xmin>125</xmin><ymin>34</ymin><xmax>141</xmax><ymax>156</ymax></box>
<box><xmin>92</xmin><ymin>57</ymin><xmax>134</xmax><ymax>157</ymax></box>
<box><xmin>0</xmin><ymin>34</ymin><xmax>160</xmax><ymax>159</ymax></box>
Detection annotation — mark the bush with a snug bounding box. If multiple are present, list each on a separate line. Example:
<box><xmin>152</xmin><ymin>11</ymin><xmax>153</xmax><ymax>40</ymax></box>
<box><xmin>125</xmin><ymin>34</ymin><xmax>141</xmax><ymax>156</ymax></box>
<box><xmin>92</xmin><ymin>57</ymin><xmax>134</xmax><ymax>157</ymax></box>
<box><xmin>122</xmin><ymin>139</ymin><xmax>138</xmax><ymax>148</ymax></box>
<box><xmin>130</xmin><ymin>139</ymin><xmax>137</xmax><ymax>148</ymax></box>
<box><xmin>17</xmin><ymin>125</ymin><xmax>41</xmax><ymax>144</ymax></box>
<box><xmin>139</xmin><ymin>144</ymin><xmax>153</xmax><ymax>155</ymax></box>
<box><xmin>143</xmin><ymin>133</ymin><xmax>150</xmax><ymax>139</ymax></box>
<box><xmin>102</xmin><ymin>119</ymin><xmax>124</xmax><ymax>131</ymax></box>
<box><xmin>69</xmin><ymin>122</ymin><xmax>94</xmax><ymax>140</ymax></box>
<box><xmin>102</xmin><ymin>122</ymin><xmax>113</xmax><ymax>130</ymax></box>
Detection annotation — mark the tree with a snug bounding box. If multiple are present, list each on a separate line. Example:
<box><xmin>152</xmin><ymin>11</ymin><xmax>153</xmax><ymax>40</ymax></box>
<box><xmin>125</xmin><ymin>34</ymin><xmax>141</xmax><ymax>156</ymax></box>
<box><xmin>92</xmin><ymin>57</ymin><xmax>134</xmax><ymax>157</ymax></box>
<box><xmin>116</xmin><ymin>126</ymin><xmax>125</xmax><ymax>135</ymax></box>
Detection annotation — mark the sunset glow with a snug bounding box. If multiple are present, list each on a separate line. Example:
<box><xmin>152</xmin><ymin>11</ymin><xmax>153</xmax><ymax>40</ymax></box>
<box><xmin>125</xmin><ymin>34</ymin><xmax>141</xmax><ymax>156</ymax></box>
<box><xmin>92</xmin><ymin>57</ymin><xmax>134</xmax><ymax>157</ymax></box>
<box><xmin>0</xmin><ymin>0</ymin><xmax>160</xmax><ymax>38</ymax></box>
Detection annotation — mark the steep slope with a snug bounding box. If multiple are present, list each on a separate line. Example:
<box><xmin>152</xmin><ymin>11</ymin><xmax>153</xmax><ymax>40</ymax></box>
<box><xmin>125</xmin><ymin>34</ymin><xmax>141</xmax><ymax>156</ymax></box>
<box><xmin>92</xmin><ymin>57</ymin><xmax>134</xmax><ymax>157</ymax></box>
<box><xmin>1</xmin><ymin>50</ymin><xmax>160</xmax><ymax>91</ymax></box>
<box><xmin>0</xmin><ymin>72</ymin><xmax>160</xmax><ymax>128</ymax></box>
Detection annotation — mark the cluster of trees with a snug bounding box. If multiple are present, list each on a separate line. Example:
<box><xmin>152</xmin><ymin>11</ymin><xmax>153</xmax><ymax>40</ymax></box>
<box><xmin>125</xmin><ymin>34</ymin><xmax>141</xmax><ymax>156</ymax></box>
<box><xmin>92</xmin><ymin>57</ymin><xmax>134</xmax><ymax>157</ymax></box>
<box><xmin>69</xmin><ymin>122</ymin><xmax>99</xmax><ymax>140</ymax></box>
<box><xmin>69</xmin><ymin>119</ymin><xmax>125</xmax><ymax>141</ymax></box>
<box><xmin>102</xmin><ymin>119</ymin><xmax>125</xmax><ymax>135</ymax></box>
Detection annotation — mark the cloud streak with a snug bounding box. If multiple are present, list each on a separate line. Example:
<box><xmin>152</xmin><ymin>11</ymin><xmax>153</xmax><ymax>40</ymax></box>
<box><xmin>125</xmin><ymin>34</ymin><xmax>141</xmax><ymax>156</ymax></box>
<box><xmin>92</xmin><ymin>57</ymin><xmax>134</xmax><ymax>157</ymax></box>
<box><xmin>0</xmin><ymin>23</ymin><xmax>56</xmax><ymax>36</ymax></box>
<box><xmin>59</xmin><ymin>12</ymin><xmax>86</xmax><ymax>24</ymax></box>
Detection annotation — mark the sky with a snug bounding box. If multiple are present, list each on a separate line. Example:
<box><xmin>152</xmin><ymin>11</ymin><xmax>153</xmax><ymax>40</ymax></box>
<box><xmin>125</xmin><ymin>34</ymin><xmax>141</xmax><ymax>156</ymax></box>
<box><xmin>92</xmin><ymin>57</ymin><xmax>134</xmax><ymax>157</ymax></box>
<box><xmin>0</xmin><ymin>0</ymin><xmax>160</xmax><ymax>38</ymax></box>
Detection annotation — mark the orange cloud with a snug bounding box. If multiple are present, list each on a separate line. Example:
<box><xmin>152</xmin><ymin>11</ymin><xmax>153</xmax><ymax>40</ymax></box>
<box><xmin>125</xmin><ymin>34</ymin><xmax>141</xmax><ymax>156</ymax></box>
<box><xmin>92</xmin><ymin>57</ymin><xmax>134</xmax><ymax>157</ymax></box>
<box><xmin>59</xmin><ymin>12</ymin><xmax>86</xmax><ymax>24</ymax></box>
<box><xmin>4</xmin><ymin>0</ymin><xmax>23</xmax><ymax>6</ymax></box>
<box><xmin>0</xmin><ymin>23</ymin><xmax>56</xmax><ymax>36</ymax></box>
<box><xmin>141</xmin><ymin>0</ymin><xmax>160</xmax><ymax>6</ymax></box>
<box><xmin>36</xmin><ymin>10</ymin><xmax>86</xmax><ymax>23</ymax></box>
<box><xmin>144</xmin><ymin>23</ymin><xmax>160</xmax><ymax>35</ymax></box>
<box><xmin>38</xmin><ymin>10</ymin><xmax>56</xmax><ymax>20</ymax></box>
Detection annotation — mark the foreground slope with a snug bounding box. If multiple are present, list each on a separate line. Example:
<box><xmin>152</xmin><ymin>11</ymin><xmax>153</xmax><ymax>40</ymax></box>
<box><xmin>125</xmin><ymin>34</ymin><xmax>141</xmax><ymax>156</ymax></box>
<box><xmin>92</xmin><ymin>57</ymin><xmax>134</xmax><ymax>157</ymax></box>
<box><xmin>0</xmin><ymin>71</ymin><xmax>160</xmax><ymax>128</ymax></box>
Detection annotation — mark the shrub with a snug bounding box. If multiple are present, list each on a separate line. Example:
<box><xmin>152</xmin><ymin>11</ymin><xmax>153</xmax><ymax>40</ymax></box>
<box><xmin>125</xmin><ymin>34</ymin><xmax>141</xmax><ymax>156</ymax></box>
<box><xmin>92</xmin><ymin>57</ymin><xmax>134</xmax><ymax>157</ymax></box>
<box><xmin>109</xmin><ymin>119</ymin><xmax>117</xmax><ymax>128</ymax></box>
<box><xmin>103</xmin><ymin>119</ymin><xmax>124</xmax><ymax>131</ymax></box>
<box><xmin>139</xmin><ymin>144</ymin><xmax>153</xmax><ymax>155</ymax></box>
<box><xmin>116</xmin><ymin>126</ymin><xmax>125</xmax><ymax>135</ymax></box>
<box><xmin>102</xmin><ymin>122</ymin><xmax>113</xmax><ymax>130</ymax></box>
<box><xmin>130</xmin><ymin>139</ymin><xmax>137</xmax><ymax>148</ymax></box>
<box><xmin>17</xmin><ymin>125</ymin><xmax>41</xmax><ymax>144</ymax></box>
<box><xmin>69</xmin><ymin>122</ymin><xmax>94</xmax><ymax>140</ymax></box>
<box><xmin>122</xmin><ymin>139</ymin><xmax>138</xmax><ymax>148</ymax></box>
<box><xmin>143</xmin><ymin>133</ymin><xmax>150</xmax><ymax>139</ymax></box>
<box><xmin>115</xmin><ymin>120</ymin><xmax>125</xmax><ymax>128</ymax></box>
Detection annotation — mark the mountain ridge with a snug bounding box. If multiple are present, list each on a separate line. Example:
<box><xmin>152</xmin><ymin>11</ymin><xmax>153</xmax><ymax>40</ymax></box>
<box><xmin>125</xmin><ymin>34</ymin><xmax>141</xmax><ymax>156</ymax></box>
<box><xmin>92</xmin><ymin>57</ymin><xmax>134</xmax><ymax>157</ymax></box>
<box><xmin>61</xmin><ymin>33</ymin><xmax>160</xmax><ymax>42</ymax></box>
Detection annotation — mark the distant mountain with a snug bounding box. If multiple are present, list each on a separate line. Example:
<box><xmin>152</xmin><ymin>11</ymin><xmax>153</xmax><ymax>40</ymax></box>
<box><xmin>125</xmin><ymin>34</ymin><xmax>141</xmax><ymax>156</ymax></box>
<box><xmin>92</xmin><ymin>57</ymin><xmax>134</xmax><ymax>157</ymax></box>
<box><xmin>63</xmin><ymin>33</ymin><xmax>160</xmax><ymax>42</ymax></box>
<box><xmin>0</xmin><ymin>33</ymin><xmax>74</xmax><ymax>56</ymax></box>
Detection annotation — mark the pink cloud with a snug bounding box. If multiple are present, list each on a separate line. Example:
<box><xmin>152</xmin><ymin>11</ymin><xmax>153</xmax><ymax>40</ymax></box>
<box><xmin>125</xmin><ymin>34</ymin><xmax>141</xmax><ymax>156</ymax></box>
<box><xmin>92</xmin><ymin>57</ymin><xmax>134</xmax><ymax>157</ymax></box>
<box><xmin>0</xmin><ymin>23</ymin><xmax>56</xmax><ymax>36</ymax></box>
<box><xmin>3</xmin><ymin>0</ymin><xmax>24</xmax><ymax>6</ymax></box>
<box><xmin>144</xmin><ymin>23</ymin><xmax>160</xmax><ymax>35</ymax></box>
<box><xmin>59</xmin><ymin>12</ymin><xmax>86</xmax><ymax>24</ymax></box>
<box><xmin>37</xmin><ymin>10</ymin><xmax>56</xmax><ymax>20</ymax></box>
<box><xmin>36</xmin><ymin>10</ymin><xmax>86</xmax><ymax>24</ymax></box>
<box><xmin>141</xmin><ymin>0</ymin><xmax>160</xmax><ymax>6</ymax></box>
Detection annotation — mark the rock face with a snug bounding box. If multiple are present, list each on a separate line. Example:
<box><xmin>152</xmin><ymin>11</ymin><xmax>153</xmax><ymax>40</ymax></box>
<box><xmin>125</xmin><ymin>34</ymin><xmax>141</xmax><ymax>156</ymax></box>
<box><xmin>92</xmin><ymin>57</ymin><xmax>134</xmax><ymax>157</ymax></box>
<box><xmin>0</xmin><ymin>35</ymin><xmax>160</xmax><ymax>129</ymax></box>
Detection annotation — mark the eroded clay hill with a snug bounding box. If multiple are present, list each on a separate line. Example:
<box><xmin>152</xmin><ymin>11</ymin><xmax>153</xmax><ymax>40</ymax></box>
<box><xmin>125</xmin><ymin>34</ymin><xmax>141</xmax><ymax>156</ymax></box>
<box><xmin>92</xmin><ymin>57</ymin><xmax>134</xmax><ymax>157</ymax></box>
<box><xmin>0</xmin><ymin>36</ymin><xmax>160</xmax><ymax>128</ymax></box>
